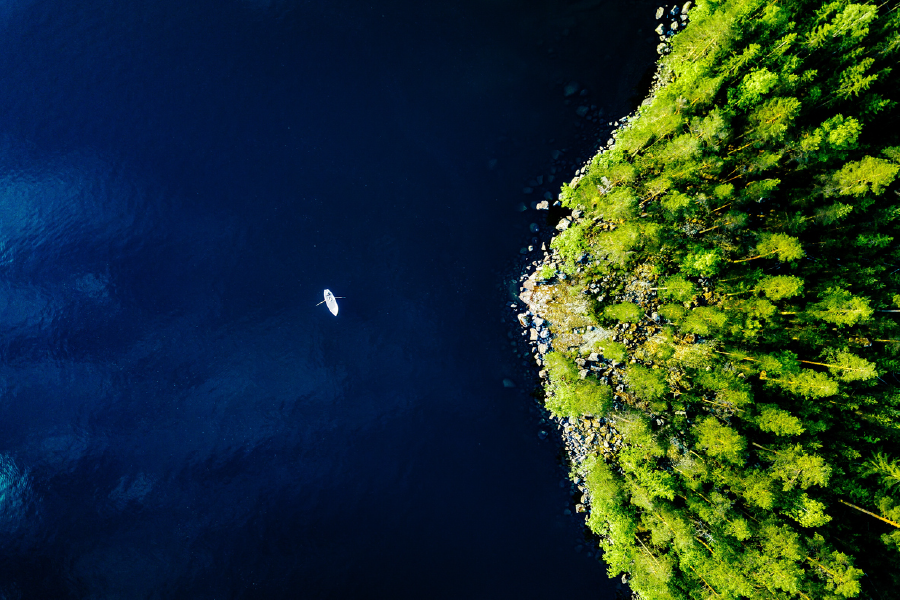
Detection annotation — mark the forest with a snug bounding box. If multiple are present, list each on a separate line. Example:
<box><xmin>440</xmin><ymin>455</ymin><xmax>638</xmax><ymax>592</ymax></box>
<box><xmin>530</xmin><ymin>0</ymin><xmax>900</xmax><ymax>598</ymax></box>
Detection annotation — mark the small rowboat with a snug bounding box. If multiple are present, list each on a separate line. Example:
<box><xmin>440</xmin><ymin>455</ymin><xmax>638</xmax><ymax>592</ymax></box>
<box><xmin>317</xmin><ymin>289</ymin><xmax>343</xmax><ymax>316</ymax></box>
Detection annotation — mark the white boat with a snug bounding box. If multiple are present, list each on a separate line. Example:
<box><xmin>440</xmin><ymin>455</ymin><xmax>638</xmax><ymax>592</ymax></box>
<box><xmin>318</xmin><ymin>289</ymin><xmax>341</xmax><ymax>316</ymax></box>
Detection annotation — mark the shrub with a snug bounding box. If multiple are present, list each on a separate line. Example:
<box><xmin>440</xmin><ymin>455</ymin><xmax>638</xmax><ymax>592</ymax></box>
<box><xmin>546</xmin><ymin>378</ymin><xmax>613</xmax><ymax>418</ymax></box>
<box><xmin>544</xmin><ymin>351</ymin><xmax>578</xmax><ymax>383</ymax></box>
<box><xmin>681</xmin><ymin>306</ymin><xmax>727</xmax><ymax>335</ymax></box>
<box><xmin>604</xmin><ymin>302</ymin><xmax>643</xmax><ymax>323</ymax></box>
<box><xmin>625</xmin><ymin>364</ymin><xmax>668</xmax><ymax>402</ymax></box>
<box><xmin>657</xmin><ymin>275</ymin><xmax>697</xmax><ymax>302</ymax></box>
<box><xmin>597</xmin><ymin>339</ymin><xmax>628</xmax><ymax>362</ymax></box>
<box><xmin>658</xmin><ymin>303</ymin><xmax>687</xmax><ymax>322</ymax></box>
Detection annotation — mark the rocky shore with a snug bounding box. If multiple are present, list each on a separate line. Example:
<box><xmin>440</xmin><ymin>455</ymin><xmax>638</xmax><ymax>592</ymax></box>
<box><xmin>505</xmin><ymin>3</ymin><xmax>694</xmax><ymax>594</ymax></box>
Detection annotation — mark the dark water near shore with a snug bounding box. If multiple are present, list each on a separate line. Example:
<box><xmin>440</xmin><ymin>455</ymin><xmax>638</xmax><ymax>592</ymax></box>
<box><xmin>0</xmin><ymin>0</ymin><xmax>656</xmax><ymax>597</ymax></box>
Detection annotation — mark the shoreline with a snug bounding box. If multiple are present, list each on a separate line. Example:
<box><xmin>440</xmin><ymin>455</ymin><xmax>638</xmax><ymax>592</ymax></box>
<box><xmin>506</xmin><ymin>4</ymin><xmax>689</xmax><ymax>595</ymax></box>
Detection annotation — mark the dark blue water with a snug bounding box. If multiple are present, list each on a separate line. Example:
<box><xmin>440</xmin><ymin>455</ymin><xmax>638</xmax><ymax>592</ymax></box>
<box><xmin>0</xmin><ymin>0</ymin><xmax>656</xmax><ymax>597</ymax></box>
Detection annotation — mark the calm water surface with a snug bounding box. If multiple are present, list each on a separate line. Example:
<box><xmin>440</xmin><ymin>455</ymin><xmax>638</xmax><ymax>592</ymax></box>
<box><xmin>0</xmin><ymin>0</ymin><xmax>656</xmax><ymax>597</ymax></box>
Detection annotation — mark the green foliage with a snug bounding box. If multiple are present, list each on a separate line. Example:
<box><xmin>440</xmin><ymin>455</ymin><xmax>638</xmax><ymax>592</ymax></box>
<box><xmin>550</xmin><ymin>223</ymin><xmax>588</xmax><ymax>272</ymax></box>
<box><xmin>830</xmin><ymin>155</ymin><xmax>900</xmax><ymax>197</ymax></box>
<box><xmin>757</xmin><ymin>275</ymin><xmax>804</xmax><ymax>300</ymax></box>
<box><xmin>543</xmin><ymin>351</ymin><xmax>578</xmax><ymax>383</ymax></box>
<box><xmin>748</xmin><ymin>96</ymin><xmax>802</xmax><ymax>142</ymax></box>
<box><xmin>593</xmin><ymin>187</ymin><xmax>639</xmax><ymax>221</ymax></box>
<box><xmin>681</xmin><ymin>306</ymin><xmax>727</xmax><ymax>336</ymax></box>
<box><xmin>808</xmin><ymin>287</ymin><xmax>873</xmax><ymax>326</ymax></box>
<box><xmin>693</xmin><ymin>416</ymin><xmax>745</xmax><ymax>464</ymax></box>
<box><xmin>756</xmin><ymin>404</ymin><xmax>805</xmax><ymax>436</ymax></box>
<box><xmin>547</xmin><ymin>378</ymin><xmax>613</xmax><ymax>418</ymax></box>
<box><xmin>658</xmin><ymin>303</ymin><xmax>686</xmax><ymax>322</ymax></box>
<box><xmin>625</xmin><ymin>364</ymin><xmax>668</xmax><ymax>402</ymax></box>
<box><xmin>537</xmin><ymin>0</ymin><xmax>900</xmax><ymax>595</ymax></box>
<box><xmin>729</xmin><ymin>67</ymin><xmax>779</xmax><ymax>109</ymax></box>
<box><xmin>796</xmin><ymin>115</ymin><xmax>861</xmax><ymax>164</ymax></box>
<box><xmin>604</xmin><ymin>302</ymin><xmax>642</xmax><ymax>323</ymax></box>
<box><xmin>755</xmin><ymin>232</ymin><xmax>804</xmax><ymax>262</ymax></box>
<box><xmin>537</xmin><ymin>263</ymin><xmax>555</xmax><ymax>280</ymax></box>
<box><xmin>597</xmin><ymin>338</ymin><xmax>628</xmax><ymax>362</ymax></box>
<box><xmin>773</xmin><ymin>369</ymin><xmax>840</xmax><ymax>399</ymax></box>
<box><xmin>680</xmin><ymin>246</ymin><xmax>724</xmax><ymax>277</ymax></box>
<box><xmin>656</xmin><ymin>275</ymin><xmax>697</xmax><ymax>302</ymax></box>
<box><xmin>825</xmin><ymin>350</ymin><xmax>878</xmax><ymax>381</ymax></box>
<box><xmin>863</xmin><ymin>453</ymin><xmax>900</xmax><ymax>490</ymax></box>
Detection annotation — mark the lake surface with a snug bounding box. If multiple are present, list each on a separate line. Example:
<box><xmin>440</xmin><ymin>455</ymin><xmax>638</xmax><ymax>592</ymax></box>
<box><xmin>0</xmin><ymin>0</ymin><xmax>657</xmax><ymax>597</ymax></box>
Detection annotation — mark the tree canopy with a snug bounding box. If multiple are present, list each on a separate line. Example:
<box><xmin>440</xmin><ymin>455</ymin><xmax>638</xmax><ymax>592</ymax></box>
<box><xmin>535</xmin><ymin>1</ymin><xmax>900</xmax><ymax>598</ymax></box>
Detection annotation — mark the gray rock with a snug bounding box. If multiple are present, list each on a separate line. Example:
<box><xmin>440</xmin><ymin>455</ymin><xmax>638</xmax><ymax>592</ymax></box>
<box><xmin>575</xmin><ymin>106</ymin><xmax>589</xmax><ymax>117</ymax></box>
<box><xmin>517</xmin><ymin>313</ymin><xmax>530</xmax><ymax>327</ymax></box>
<box><xmin>682</xmin><ymin>1</ymin><xmax>692</xmax><ymax>13</ymax></box>
<box><xmin>655</xmin><ymin>23</ymin><xmax>664</xmax><ymax>35</ymax></box>
<box><xmin>536</xmin><ymin>200</ymin><xmax>550</xmax><ymax>210</ymax></box>
<box><xmin>543</xmin><ymin>191</ymin><xmax>553</xmax><ymax>200</ymax></box>
<box><xmin>502</xmin><ymin>378</ymin><xmax>516</xmax><ymax>388</ymax></box>
<box><xmin>530</xmin><ymin>328</ymin><xmax>539</xmax><ymax>341</ymax></box>
<box><xmin>550</xmin><ymin>149</ymin><xmax>561</xmax><ymax>160</ymax></box>
<box><xmin>563</xmin><ymin>81</ymin><xmax>579</xmax><ymax>97</ymax></box>
<box><xmin>538</xmin><ymin>343</ymin><xmax>548</xmax><ymax>354</ymax></box>
<box><xmin>533</xmin><ymin>317</ymin><xmax>544</xmax><ymax>326</ymax></box>
<box><xmin>656</xmin><ymin>6</ymin><xmax>664</xmax><ymax>19</ymax></box>
<box><xmin>529</xmin><ymin>223</ymin><xmax>540</xmax><ymax>233</ymax></box>
<box><xmin>535</xmin><ymin>175</ymin><xmax>543</xmax><ymax>185</ymax></box>
<box><xmin>556</xmin><ymin>218</ymin><xmax>572</xmax><ymax>231</ymax></box>
<box><xmin>523</xmin><ymin>187</ymin><xmax>533</xmax><ymax>194</ymax></box>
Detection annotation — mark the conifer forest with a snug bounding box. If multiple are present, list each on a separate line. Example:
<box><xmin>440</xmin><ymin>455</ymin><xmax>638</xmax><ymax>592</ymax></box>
<box><xmin>529</xmin><ymin>0</ymin><xmax>900</xmax><ymax>597</ymax></box>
